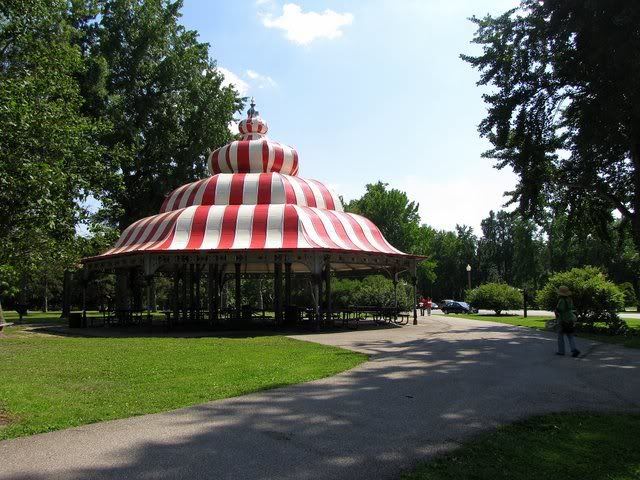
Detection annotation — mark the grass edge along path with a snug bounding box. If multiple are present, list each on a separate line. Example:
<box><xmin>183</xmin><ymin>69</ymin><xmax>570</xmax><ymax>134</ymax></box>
<box><xmin>441</xmin><ymin>313</ymin><xmax>640</xmax><ymax>349</ymax></box>
<box><xmin>401</xmin><ymin>412</ymin><xmax>640</xmax><ymax>480</ymax></box>
<box><xmin>0</xmin><ymin>327</ymin><xmax>367</xmax><ymax>440</ymax></box>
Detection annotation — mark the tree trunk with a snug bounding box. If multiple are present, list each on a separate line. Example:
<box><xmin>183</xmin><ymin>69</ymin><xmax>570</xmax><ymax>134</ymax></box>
<box><xmin>631</xmin><ymin>210</ymin><xmax>640</xmax><ymax>313</ymax></box>
<box><xmin>44</xmin><ymin>277</ymin><xmax>48</xmax><ymax>313</ymax></box>
<box><xmin>630</xmin><ymin>138</ymin><xmax>640</xmax><ymax>312</ymax></box>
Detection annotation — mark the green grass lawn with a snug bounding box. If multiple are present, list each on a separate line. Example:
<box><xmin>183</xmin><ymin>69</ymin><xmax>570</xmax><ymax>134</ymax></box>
<box><xmin>402</xmin><ymin>413</ymin><xmax>640</xmax><ymax>480</ymax></box>
<box><xmin>0</xmin><ymin>326</ymin><xmax>366</xmax><ymax>440</ymax></box>
<box><xmin>441</xmin><ymin>313</ymin><xmax>640</xmax><ymax>349</ymax></box>
<box><xmin>1</xmin><ymin>310</ymin><xmax>188</xmax><ymax>325</ymax></box>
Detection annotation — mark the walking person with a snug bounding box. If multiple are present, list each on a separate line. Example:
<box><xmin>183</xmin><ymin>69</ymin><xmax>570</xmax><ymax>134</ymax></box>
<box><xmin>419</xmin><ymin>296</ymin><xmax>426</xmax><ymax>316</ymax></box>
<box><xmin>426</xmin><ymin>297</ymin><xmax>432</xmax><ymax>316</ymax></box>
<box><xmin>555</xmin><ymin>286</ymin><xmax>580</xmax><ymax>357</ymax></box>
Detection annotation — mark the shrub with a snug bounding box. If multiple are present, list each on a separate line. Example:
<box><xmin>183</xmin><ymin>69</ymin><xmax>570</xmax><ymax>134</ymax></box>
<box><xmin>618</xmin><ymin>282</ymin><xmax>637</xmax><ymax>308</ymax></box>
<box><xmin>332</xmin><ymin>275</ymin><xmax>412</xmax><ymax>310</ymax></box>
<box><xmin>465</xmin><ymin>283</ymin><xmax>523</xmax><ymax>315</ymax></box>
<box><xmin>537</xmin><ymin>267</ymin><xmax>626</xmax><ymax>332</ymax></box>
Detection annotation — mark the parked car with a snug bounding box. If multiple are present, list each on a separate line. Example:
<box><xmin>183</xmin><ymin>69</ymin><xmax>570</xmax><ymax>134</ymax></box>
<box><xmin>439</xmin><ymin>300</ymin><xmax>477</xmax><ymax>314</ymax></box>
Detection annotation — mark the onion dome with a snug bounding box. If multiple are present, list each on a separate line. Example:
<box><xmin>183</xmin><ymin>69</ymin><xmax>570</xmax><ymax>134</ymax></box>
<box><xmin>238</xmin><ymin>99</ymin><xmax>268</xmax><ymax>136</ymax></box>
<box><xmin>208</xmin><ymin>98</ymin><xmax>299</xmax><ymax>176</ymax></box>
<box><xmin>100</xmin><ymin>100</ymin><xmax>408</xmax><ymax>258</ymax></box>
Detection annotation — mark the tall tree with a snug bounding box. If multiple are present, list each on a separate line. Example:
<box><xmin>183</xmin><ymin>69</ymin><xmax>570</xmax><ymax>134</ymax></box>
<box><xmin>345</xmin><ymin>181</ymin><xmax>422</xmax><ymax>253</ymax></box>
<box><xmin>0</xmin><ymin>0</ymin><xmax>107</xmax><ymax>314</ymax></box>
<box><xmin>477</xmin><ymin>210</ymin><xmax>515</xmax><ymax>283</ymax></box>
<box><xmin>71</xmin><ymin>0</ymin><xmax>242</xmax><ymax>228</ymax></box>
<box><xmin>462</xmin><ymin>1</ymin><xmax>640</xmax><ymax>273</ymax></box>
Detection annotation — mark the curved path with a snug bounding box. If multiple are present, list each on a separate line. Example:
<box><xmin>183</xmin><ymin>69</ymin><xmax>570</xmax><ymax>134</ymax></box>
<box><xmin>1</xmin><ymin>316</ymin><xmax>639</xmax><ymax>480</ymax></box>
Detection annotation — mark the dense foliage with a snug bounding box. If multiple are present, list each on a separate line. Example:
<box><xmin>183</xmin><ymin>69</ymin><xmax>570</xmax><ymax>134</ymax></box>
<box><xmin>0</xmin><ymin>0</ymin><xmax>241</xmax><ymax>314</ymax></box>
<box><xmin>462</xmin><ymin>0</ymin><xmax>640</xmax><ymax>304</ymax></box>
<box><xmin>537</xmin><ymin>267</ymin><xmax>626</xmax><ymax>332</ymax></box>
<box><xmin>466</xmin><ymin>283</ymin><xmax>523</xmax><ymax>315</ymax></box>
<box><xmin>618</xmin><ymin>282</ymin><xmax>637</xmax><ymax>308</ymax></box>
<box><xmin>332</xmin><ymin>276</ymin><xmax>412</xmax><ymax>310</ymax></box>
<box><xmin>71</xmin><ymin>0</ymin><xmax>242</xmax><ymax>228</ymax></box>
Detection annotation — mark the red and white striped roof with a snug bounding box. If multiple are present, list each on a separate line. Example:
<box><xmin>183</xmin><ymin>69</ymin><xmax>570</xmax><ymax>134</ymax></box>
<box><xmin>208</xmin><ymin>141</ymin><xmax>299</xmax><ymax>176</ymax></box>
<box><xmin>208</xmin><ymin>104</ymin><xmax>299</xmax><ymax>175</ymax></box>
<box><xmin>160</xmin><ymin>173</ymin><xmax>343</xmax><ymax>213</ymax></box>
<box><xmin>102</xmin><ymin>205</ymin><xmax>404</xmax><ymax>256</ymax></box>
<box><xmin>99</xmin><ymin>99</ymin><xmax>409</xmax><ymax>259</ymax></box>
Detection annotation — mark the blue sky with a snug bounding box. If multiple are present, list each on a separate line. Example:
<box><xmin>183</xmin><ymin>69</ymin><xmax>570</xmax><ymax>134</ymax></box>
<box><xmin>180</xmin><ymin>0</ymin><xmax>519</xmax><ymax>234</ymax></box>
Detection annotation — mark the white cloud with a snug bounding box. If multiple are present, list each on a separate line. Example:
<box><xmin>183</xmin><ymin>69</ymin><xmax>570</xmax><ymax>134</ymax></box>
<box><xmin>218</xmin><ymin>67</ymin><xmax>249</xmax><ymax>96</ymax></box>
<box><xmin>246</xmin><ymin>69</ymin><xmax>277</xmax><ymax>88</ymax></box>
<box><xmin>262</xmin><ymin>3</ymin><xmax>353</xmax><ymax>45</ymax></box>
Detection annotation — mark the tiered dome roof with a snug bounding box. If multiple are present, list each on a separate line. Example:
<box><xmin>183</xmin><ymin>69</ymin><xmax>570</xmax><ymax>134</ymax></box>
<box><xmin>100</xmin><ymin>100</ymin><xmax>406</xmax><ymax>258</ymax></box>
<box><xmin>207</xmin><ymin>101</ymin><xmax>298</xmax><ymax>175</ymax></box>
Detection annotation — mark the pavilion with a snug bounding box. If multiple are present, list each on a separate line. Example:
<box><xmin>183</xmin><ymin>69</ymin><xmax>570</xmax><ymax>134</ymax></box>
<box><xmin>81</xmin><ymin>100</ymin><xmax>422</xmax><ymax>328</ymax></box>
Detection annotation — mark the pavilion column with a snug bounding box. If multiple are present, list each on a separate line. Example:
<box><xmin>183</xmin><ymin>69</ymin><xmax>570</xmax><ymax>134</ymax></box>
<box><xmin>284</xmin><ymin>261</ymin><xmax>292</xmax><ymax>324</ymax></box>
<box><xmin>324</xmin><ymin>257</ymin><xmax>332</xmax><ymax>326</ymax></box>
<box><xmin>172</xmin><ymin>268</ymin><xmax>180</xmax><ymax>326</ymax></box>
<box><xmin>149</xmin><ymin>277</ymin><xmax>156</xmax><ymax>312</ymax></box>
<box><xmin>208</xmin><ymin>264</ymin><xmax>216</xmax><ymax>325</ymax></box>
<box><xmin>195</xmin><ymin>265</ymin><xmax>201</xmax><ymax>323</ymax></box>
<box><xmin>312</xmin><ymin>274</ymin><xmax>321</xmax><ymax>331</ymax></box>
<box><xmin>188</xmin><ymin>264</ymin><xmax>195</xmax><ymax>323</ymax></box>
<box><xmin>81</xmin><ymin>268</ymin><xmax>88</xmax><ymax>327</ymax></box>
<box><xmin>216</xmin><ymin>265</ymin><xmax>224</xmax><ymax>322</ymax></box>
<box><xmin>412</xmin><ymin>263</ymin><xmax>418</xmax><ymax>325</ymax></box>
<box><xmin>393</xmin><ymin>271</ymin><xmax>399</xmax><ymax>313</ymax></box>
<box><xmin>182</xmin><ymin>265</ymin><xmax>188</xmax><ymax>323</ymax></box>
<box><xmin>115</xmin><ymin>270</ymin><xmax>129</xmax><ymax>311</ymax></box>
<box><xmin>274</xmin><ymin>257</ymin><xmax>283</xmax><ymax>325</ymax></box>
<box><xmin>311</xmin><ymin>256</ymin><xmax>322</xmax><ymax>331</ymax></box>
<box><xmin>221</xmin><ymin>275</ymin><xmax>227</xmax><ymax>309</ymax></box>
<box><xmin>61</xmin><ymin>270</ymin><xmax>72</xmax><ymax>319</ymax></box>
<box><xmin>144</xmin><ymin>274</ymin><xmax>153</xmax><ymax>326</ymax></box>
<box><xmin>235</xmin><ymin>262</ymin><xmax>242</xmax><ymax>321</ymax></box>
<box><xmin>130</xmin><ymin>268</ymin><xmax>142</xmax><ymax>311</ymax></box>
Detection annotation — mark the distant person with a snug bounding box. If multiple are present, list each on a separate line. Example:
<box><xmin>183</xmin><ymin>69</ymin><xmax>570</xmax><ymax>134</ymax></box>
<box><xmin>555</xmin><ymin>286</ymin><xmax>580</xmax><ymax>357</ymax></box>
<box><xmin>426</xmin><ymin>297</ymin><xmax>432</xmax><ymax>316</ymax></box>
<box><xmin>419</xmin><ymin>296</ymin><xmax>426</xmax><ymax>316</ymax></box>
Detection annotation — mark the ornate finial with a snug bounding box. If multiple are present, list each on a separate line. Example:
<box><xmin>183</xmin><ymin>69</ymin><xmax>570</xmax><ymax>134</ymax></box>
<box><xmin>247</xmin><ymin>97</ymin><xmax>259</xmax><ymax>118</ymax></box>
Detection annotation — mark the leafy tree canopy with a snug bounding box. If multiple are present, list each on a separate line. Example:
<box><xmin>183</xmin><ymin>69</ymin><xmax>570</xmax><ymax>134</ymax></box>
<box><xmin>70</xmin><ymin>0</ymin><xmax>243</xmax><ymax>228</ymax></box>
<box><xmin>345</xmin><ymin>181</ymin><xmax>422</xmax><ymax>254</ymax></box>
<box><xmin>462</xmin><ymin>0</ymin><xmax>640</xmax><ymax>255</ymax></box>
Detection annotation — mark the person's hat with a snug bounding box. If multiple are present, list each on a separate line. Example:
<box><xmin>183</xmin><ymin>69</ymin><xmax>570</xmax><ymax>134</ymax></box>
<box><xmin>557</xmin><ymin>285</ymin><xmax>572</xmax><ymax>296</ymax></box>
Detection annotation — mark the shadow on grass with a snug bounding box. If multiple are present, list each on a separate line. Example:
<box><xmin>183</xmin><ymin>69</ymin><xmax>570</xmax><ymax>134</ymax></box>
<box><xmin>25</xmin><ymin>318</ymin><xmax>402</xmax><ymax>340</ymax></box>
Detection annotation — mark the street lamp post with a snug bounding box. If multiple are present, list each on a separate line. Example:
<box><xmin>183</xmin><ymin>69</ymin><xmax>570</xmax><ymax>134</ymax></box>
<box><xmin>466</xmin><ymin>264</ymin><xmax>472</xmax><ymax>290</ymax></box>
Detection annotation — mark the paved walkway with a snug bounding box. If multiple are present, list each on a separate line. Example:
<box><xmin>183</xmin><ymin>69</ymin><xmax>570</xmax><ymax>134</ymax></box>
<box><xmin>1</xmin><ymin>316</ymin><xmax>639</xmax><ymax>480</ymax></box>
